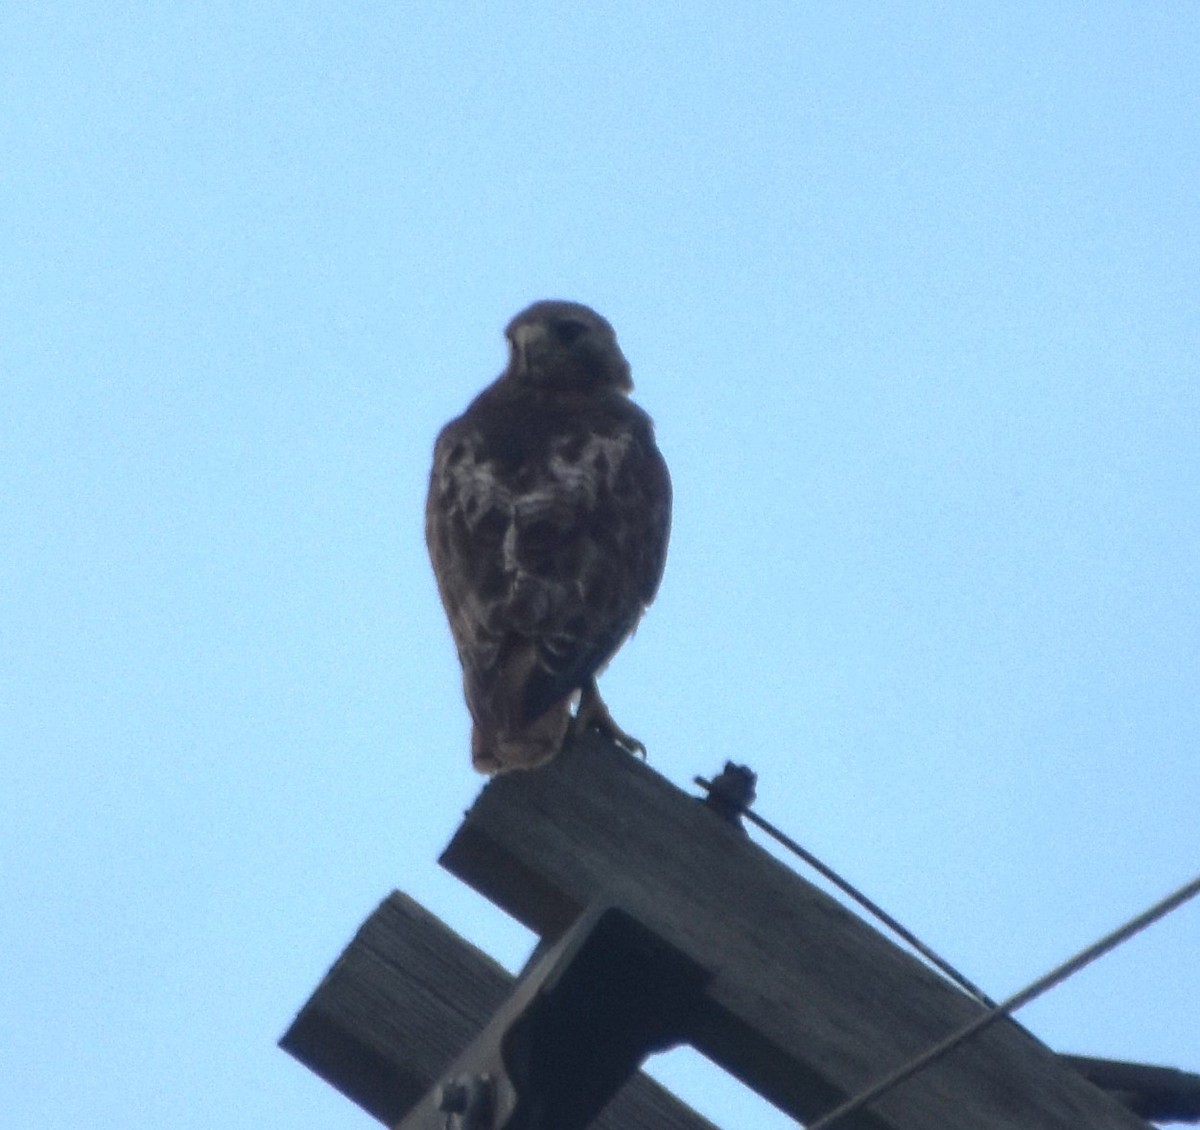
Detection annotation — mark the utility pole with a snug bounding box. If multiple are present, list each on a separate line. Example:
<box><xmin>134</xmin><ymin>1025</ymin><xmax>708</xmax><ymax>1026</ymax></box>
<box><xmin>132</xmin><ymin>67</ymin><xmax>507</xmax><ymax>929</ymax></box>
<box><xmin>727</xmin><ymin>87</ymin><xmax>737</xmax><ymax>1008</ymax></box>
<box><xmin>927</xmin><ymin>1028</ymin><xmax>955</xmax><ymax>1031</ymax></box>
<box><xmin>282</xmin><ymin>730</ymin><xmax>1199</xmax><ymax>1128</ymax></box>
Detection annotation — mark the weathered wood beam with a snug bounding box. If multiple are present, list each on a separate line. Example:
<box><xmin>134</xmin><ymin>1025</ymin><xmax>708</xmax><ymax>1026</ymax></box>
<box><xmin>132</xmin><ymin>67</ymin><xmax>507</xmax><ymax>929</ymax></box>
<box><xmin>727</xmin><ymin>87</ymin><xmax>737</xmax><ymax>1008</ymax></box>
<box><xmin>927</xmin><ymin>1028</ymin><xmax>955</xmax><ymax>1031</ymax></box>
<box><xmin>279</xmin><ymin>891</ymin><xmax>720</xmax><ymax>1130</ymax></box>
<box><xmin>440</xmin><ymin>731</ymin><xmax>1151</xmax><ymax>1130</ymax></box>
<box><xmin>1062</xmin><ymin>1056</ymin><xmax>1200</xmax><ymax>1124</ymax></box>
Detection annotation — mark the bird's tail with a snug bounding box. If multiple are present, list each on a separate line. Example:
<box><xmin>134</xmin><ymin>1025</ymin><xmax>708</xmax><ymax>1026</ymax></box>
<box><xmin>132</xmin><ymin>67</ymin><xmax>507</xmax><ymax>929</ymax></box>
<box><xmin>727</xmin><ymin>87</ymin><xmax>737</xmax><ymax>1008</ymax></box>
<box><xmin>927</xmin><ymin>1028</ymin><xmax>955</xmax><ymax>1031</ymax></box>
<box><xmin>465</xmin><ymin>638</ymin><xmax>573</xmax><ymax>774</ymax></box>
<box><xmin>471</xmin><ymin>701</ymin><xmax>571</xmax><ymax>774</ymax></box>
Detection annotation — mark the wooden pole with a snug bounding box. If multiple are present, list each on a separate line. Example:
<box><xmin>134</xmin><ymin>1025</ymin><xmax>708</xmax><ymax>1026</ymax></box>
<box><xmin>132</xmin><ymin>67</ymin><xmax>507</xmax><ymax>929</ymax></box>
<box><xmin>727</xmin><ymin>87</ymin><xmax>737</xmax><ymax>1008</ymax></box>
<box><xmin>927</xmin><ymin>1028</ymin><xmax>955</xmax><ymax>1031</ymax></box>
<box><xmin>280</xmin><ymin>891</ymin><xmax>718</xmax><ymax>1129</ymax></box>
<box><xmin>439</xmin><ymin>731</ymin><xmax>1152</xmax><ymax>1130</ymax></box>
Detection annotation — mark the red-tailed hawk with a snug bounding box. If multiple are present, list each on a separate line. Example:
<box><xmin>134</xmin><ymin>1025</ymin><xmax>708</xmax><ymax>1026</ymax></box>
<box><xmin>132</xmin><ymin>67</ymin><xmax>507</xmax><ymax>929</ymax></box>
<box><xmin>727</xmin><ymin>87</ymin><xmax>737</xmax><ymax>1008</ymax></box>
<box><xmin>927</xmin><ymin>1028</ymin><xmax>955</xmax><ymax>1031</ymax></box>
<box><xmin>426</xmin><ymin>300</ymin><xmax>671</xmax><ymax>773</ymax></box>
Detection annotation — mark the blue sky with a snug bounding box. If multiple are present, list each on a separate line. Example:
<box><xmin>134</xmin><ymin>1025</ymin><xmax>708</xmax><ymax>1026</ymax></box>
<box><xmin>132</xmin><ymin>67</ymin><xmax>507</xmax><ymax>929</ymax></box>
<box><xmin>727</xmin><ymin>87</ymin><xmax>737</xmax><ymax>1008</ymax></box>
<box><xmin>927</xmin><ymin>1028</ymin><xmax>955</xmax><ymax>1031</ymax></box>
<box><xmin>3</xmin><ymin>4</ymin><xmax>1197</xmax><ymax>1127</ymax></box>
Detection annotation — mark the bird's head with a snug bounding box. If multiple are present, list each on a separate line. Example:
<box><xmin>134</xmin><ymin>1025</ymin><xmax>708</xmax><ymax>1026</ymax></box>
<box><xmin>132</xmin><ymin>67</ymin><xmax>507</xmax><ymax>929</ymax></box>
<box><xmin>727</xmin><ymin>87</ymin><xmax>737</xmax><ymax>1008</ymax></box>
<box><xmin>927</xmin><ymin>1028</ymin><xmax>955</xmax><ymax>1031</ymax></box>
<box><xmin>503</xmin><ymin>301</ymin><xmax>633</xmax><ymax>393</ymax></box>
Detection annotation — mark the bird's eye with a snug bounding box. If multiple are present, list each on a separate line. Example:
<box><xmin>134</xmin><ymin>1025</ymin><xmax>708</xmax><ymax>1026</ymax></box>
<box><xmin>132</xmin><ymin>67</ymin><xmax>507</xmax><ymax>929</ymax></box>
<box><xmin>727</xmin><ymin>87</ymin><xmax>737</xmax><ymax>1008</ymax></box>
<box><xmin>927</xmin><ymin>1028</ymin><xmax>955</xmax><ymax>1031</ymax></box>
<box><xmin>554</xmin><ymin>319</ymin><xmax>588</xmax><ymax>344</ymax></box>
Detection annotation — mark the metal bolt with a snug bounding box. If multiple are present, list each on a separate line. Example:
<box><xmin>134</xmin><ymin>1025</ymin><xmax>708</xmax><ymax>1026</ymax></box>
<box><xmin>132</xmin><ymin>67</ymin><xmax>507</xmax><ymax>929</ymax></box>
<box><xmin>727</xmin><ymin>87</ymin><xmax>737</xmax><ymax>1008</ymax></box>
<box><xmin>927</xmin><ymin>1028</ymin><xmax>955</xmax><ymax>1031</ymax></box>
<box><xmin>436</xmin><ymin>1073</ymin><xmax>493</xmax><ymax>1129</ymax></box>
<box><xmin>704</xmin><ymin>761</ymin><xmax>757</xmax><ymax>824</ymax></box>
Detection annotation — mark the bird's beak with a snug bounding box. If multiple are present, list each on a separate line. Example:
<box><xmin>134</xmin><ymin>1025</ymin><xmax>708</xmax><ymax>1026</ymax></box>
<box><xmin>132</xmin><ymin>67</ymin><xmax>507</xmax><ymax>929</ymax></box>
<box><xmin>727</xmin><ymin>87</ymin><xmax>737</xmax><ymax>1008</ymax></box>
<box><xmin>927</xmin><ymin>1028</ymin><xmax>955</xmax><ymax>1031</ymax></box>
<box><xmin>509</xmin><ymin>322</ymin><xmax>547</xmax><ymax>372</ymax></box>
<box><xmin>616</xmin><ymin>350</ymin><xmax>633</xmax><ymax>392</ymax></box>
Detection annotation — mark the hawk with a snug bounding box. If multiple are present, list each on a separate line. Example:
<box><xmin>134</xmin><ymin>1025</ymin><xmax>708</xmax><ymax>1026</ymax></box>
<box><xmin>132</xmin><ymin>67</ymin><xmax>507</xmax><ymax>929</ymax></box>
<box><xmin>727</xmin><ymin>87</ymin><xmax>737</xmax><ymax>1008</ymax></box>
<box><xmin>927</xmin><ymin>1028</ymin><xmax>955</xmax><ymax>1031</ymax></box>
<box><xmin>426</xmin><ymin>300</ymin><xmax>671</xmax><ymax>773</ymax></box>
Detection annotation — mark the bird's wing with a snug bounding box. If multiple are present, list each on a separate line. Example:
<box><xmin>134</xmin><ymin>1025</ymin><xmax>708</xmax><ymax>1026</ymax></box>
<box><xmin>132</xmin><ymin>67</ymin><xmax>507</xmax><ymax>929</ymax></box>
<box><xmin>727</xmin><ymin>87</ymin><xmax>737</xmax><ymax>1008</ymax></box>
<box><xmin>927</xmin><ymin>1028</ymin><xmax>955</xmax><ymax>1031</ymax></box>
<box><xmin>518</xmin><ymin>415</ymin><xmax>671</xmax><ymax>720</ymax></box>
<box><xmin>426</xmin><ymin>401</ymin><xmax>670</xmax><ymax>729</ymax></box>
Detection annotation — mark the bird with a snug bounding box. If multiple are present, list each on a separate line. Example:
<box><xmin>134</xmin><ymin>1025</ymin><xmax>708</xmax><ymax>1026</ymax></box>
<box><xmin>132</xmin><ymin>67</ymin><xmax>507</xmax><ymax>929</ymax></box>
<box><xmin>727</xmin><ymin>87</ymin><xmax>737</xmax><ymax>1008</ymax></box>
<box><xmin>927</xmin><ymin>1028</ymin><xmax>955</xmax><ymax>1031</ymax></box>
<box><xmin>425</xmin><ymin>300</ymin><xmax>671</xmax><ymax>774</ymax></box>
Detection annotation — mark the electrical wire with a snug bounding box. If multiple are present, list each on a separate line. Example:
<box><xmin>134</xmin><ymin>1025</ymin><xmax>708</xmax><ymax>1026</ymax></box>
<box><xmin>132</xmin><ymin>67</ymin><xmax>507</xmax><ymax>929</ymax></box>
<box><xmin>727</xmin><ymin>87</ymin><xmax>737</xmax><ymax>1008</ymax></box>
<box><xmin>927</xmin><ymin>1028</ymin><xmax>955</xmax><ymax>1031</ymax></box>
<box><xmin>805</xmin><ymin>871</ymin><xmax>1200</xmax><ymax>1129</ymax></box>
<box><xmin>694</xmin><ymin>774</ymin><xmax>997</xmax><ymax>1007</ymax></box>
<box><xmin>694</xmin><ymin>774</ymin><xmax>1199</xmax><ymax>1127</ymax></box>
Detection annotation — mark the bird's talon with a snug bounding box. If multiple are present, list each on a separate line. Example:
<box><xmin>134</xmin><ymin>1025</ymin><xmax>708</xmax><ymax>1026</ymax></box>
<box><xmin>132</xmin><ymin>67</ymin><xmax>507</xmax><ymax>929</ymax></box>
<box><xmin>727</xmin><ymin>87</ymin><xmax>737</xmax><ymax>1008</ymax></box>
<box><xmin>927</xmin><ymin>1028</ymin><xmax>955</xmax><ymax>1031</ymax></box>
<box><xmin>586</xmin><ymin>719</ymin><xmax>647</xmax><ymax>759</ymax></box>
<box><xmin>574</xmin><ymin>679</ymin><xmax>647</xmax><ymax>759</ymax></box>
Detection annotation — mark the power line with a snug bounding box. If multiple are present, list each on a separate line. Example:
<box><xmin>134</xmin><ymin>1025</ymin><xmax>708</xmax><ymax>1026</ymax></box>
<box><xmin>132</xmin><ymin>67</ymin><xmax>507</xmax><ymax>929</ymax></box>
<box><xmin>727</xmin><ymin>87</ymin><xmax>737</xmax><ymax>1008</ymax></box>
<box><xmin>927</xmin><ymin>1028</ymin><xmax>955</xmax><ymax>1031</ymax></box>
<box><xmin>805</xmin><ymin>872</ymin><xmax>1200</xmax><ymax>1130</ymax></box>
<box><xmin>695</xmin><ymin>769</ymin><xmax>1199</xmax><ymax>1127</ymax></box>
<box><xmin>694</xmin><ymin>771</ymin><xmax>997</xmax><ymax>1007</ymax></box>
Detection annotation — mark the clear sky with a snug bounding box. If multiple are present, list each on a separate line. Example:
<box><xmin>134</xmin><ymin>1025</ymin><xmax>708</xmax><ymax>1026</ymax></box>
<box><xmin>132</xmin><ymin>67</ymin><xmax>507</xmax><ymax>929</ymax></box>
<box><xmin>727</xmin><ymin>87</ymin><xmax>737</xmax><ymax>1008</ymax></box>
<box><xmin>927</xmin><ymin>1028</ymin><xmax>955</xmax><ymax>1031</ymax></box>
<box><xmin>3</xmin><ymin>4</ymin><xmax>1197</xmax><ymax>1127</ymax></box>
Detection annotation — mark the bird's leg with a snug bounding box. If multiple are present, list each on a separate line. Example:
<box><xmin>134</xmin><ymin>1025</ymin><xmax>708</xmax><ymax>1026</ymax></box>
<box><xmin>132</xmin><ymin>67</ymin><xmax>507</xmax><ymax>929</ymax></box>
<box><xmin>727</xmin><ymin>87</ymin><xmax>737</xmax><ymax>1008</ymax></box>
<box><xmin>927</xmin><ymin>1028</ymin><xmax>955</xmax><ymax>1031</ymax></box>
<box><xmin>573</xmin><ymin>678</ymin><xmax>647</xmax><ymax>758</ymax></box>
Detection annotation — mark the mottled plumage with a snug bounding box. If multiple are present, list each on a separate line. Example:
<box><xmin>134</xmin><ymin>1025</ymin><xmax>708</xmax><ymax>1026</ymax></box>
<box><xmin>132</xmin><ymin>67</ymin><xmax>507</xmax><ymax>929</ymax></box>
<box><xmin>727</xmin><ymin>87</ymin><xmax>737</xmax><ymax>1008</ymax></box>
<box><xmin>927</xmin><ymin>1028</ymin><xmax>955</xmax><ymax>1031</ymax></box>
<box><xmin>426</xmin><ymin>301</ymin><xmax>671</xmax><ymax>773</ymax></box>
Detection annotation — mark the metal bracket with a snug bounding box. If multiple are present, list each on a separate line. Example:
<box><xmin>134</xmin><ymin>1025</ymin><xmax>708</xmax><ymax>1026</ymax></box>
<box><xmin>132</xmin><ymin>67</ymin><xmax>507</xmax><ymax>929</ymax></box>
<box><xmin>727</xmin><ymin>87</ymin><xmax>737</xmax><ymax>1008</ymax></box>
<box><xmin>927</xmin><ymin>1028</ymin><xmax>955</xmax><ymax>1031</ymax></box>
<box><xmin>396</xmin><ymin>902</ymin><xmax>708</xmax><ymax>1130</ymax></box>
